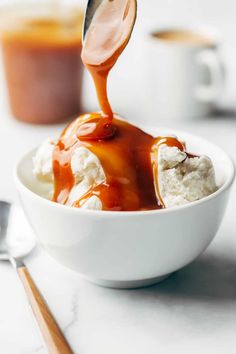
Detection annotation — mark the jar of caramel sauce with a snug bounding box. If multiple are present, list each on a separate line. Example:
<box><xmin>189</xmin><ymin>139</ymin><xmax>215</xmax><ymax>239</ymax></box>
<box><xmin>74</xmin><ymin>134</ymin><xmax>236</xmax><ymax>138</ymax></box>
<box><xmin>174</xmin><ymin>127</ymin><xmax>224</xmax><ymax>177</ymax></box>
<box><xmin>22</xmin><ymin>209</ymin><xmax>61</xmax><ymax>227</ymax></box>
<box><xmin>0</xmin><ymin>4</ymin><xmax>84</xmax><ymax>124</ymax></box>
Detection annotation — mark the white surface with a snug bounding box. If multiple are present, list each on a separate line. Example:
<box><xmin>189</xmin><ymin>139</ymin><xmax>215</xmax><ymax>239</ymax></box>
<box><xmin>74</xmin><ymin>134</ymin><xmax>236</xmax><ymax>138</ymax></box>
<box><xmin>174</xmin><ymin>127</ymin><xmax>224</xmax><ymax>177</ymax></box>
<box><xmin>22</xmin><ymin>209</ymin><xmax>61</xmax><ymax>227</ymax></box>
<box><xmin>1</xmin><ymin>0</ymin><xmax>236</xmax><ymax>353</ymax></box>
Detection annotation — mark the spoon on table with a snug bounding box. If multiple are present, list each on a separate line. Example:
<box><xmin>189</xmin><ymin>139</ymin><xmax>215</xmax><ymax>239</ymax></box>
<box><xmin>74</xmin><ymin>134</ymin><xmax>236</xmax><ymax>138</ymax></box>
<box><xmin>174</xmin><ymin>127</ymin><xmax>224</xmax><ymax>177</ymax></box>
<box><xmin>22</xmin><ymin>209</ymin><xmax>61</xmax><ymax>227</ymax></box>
<box><xmin>0</xmin><ymin>201</ymin><xmax>73</xmax><ymax>354</ymax></box>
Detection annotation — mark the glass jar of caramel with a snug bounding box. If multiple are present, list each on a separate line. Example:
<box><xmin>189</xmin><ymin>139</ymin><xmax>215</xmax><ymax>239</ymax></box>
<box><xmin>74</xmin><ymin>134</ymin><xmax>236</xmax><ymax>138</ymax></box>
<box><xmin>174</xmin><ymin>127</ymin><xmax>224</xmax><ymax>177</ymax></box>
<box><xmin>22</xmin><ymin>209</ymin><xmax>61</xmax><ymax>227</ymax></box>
<box><xmin>0</xmin><ymin>2</ymin><xmax>84</xmax><ymax>124</ymax></box>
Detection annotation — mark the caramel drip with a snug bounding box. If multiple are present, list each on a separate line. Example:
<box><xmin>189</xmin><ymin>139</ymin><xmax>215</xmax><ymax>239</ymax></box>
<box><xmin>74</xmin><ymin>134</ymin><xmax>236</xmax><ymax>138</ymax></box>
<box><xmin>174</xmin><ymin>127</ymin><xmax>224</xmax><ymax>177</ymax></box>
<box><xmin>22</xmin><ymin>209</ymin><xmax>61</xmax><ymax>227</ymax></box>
<box><xmin>79</xmin><ymin>0</ymin><xmax>137</xmax><ymax>139</ymax></box>
<box><xmin>80</xmin><ymin>38</ymin><xmax>133</xmax><ymax>140</ymax></box>
<box><xmin>152</xmin><ymin>137</ymin><xmax>185</xmax><ymax>207</ymax></box>
<box><xmin>86</xmin><ymin>60</ymin><xmax>113</xmax><ymax>120</ymax></box>
<box><xmin>52</xmin><ymin>0</ymin><xmax>187</xmax><ymax>211</ymax></box>
<box><xmin>53</xmin><ymin>116</ymin><xmax>185</xmax><ymax>211</ymax></box>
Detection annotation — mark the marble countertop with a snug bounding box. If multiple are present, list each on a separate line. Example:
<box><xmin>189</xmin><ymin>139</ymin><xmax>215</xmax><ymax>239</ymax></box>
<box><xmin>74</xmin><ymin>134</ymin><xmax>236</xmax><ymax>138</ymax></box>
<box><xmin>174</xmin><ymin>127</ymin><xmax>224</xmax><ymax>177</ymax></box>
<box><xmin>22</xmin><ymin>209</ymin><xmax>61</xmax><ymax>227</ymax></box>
<box><xmin>1</xmin><ymin>96</ymin><xmax>236</xmax><ymax>354</ymax></box>
<box><xmin>1</xmin><ymin>0</ymin><xmax>236</xmax><ymax>352</ymax></box>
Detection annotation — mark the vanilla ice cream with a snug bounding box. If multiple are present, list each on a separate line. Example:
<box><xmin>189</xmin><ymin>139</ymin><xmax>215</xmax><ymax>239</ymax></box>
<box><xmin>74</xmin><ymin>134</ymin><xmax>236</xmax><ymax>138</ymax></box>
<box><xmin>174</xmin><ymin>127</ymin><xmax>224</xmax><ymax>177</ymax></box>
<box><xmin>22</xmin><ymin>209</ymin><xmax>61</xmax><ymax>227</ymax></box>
<box><xmin>33</xmin><ymin>140</ymin><xmax>105</xmax><ymax>210</ymax></box>
<box><xmin>33</xmin><ymin>139</ymin><xmax>55</xmax><ymax>183</ymax></box>
<box><xmin>33</xmin><ymin>136</ymin><xmax>217</xmax><ymax>210</ymax></box>
<box><xmin>155</xmin><ymin>145</ymin><xmax>217</xmax><ymax>208</ymax></box>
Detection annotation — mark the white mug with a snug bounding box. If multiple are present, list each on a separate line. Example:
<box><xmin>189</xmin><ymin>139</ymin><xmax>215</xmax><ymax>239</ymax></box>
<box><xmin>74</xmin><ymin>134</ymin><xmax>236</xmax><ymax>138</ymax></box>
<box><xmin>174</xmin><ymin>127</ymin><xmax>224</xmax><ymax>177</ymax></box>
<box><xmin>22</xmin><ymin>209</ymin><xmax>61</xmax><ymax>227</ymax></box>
<box><xmin>146</xmin><ymin>26</ymin><xmax>225</xmax><ymax>121</ymax></box>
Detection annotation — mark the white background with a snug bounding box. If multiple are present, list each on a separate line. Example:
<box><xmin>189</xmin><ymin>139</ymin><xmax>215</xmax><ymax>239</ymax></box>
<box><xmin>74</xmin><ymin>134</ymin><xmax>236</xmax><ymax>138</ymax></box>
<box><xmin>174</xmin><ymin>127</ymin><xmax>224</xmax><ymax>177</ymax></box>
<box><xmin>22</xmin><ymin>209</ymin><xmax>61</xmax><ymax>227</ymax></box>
<box><xmin>2</xmin><ymin>0</ymin><xmax>236</xmax><ymax>120</ymax></box>
<box><xmin>0</xmin><ymin>1</ymin><xmax>236</xmax><ymax>354</ymax></box>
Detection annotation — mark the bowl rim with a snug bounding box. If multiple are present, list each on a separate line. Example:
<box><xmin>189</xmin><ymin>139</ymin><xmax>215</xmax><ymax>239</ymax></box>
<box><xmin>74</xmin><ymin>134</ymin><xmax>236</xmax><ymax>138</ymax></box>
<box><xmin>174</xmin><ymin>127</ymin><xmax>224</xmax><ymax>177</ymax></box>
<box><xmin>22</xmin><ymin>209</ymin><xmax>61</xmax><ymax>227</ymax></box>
<box><xmin>14</xmin><ymin>128</ymin><xmax>235</xmax><ymax>218</ymax></box>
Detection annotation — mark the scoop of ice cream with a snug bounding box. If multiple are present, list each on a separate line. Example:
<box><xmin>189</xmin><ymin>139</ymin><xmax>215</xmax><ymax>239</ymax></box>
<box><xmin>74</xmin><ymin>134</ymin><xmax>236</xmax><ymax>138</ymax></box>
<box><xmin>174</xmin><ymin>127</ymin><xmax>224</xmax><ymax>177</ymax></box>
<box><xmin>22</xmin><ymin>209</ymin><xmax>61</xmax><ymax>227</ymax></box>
<box><xmin>158</xmin><ymin>144</ymin><xmax>187</xmax><ymax>169</ymax></box>
<box><xmin>33</xmin><ymin>140</ymin><xmax>105</xmax><ymax>210</ymax></box>
<box><xmin>71</xmin><ymin>146</ymin><xmax>105</xmax><ymax>185</ymax></box>
<box><xmin>33</xmin><ymin>137</ymin><xmax>217</xmax><ymax>210</ymax></box>
<box><xmin>33</xmin><ymin>139</ymin><xmax>55</xmax><ymax>182</ymax></box>
<box><xmin>155</xmin><ymin>144</ymin><xmax>217</xmax><ymax>208</ymax></box>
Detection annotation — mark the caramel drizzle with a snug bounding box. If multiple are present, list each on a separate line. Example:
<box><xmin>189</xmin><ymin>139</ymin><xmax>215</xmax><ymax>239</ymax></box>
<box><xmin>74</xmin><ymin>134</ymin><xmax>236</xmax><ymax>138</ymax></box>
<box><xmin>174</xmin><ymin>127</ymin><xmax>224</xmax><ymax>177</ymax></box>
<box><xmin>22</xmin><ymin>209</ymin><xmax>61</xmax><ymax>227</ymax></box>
<box><xmin>152</xmin><ymin>137</ymin><xmax>185</xmax><ymax>207</ymax></box>
<box><xmin>53</xmin><ymin>116</ymin><xmax>185</xmax><ymax>211</ymax></box>
<box><xmin>52</xmin><ymin>0</ymin><xmax>187</xmax><ymax>211</ymax></box>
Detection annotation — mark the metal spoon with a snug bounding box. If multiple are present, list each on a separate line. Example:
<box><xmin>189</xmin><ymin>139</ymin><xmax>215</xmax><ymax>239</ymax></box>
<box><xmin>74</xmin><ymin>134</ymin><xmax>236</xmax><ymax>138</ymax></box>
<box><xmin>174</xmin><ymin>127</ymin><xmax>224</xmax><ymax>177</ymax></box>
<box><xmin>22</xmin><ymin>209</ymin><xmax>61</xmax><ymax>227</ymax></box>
<box><xmin>83</xmin><ymin>0</ymin><xmax>137</xmax><ymax>40</ymax></box>
<box><xmin>0</xmin><ymin>201</ymin><xmax>73</xmax><ymax>354</ymax></box>
<box><xmin>83</xmin><ymin>0</ymin><xmax>103</xmax><ymax>39</ymax></box>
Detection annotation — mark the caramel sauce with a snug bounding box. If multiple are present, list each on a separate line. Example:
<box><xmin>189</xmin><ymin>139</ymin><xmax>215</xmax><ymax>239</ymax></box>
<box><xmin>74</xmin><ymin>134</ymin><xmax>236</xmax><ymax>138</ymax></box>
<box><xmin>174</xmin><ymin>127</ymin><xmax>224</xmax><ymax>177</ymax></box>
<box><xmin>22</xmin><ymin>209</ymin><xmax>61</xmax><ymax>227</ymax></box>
<box><xmin>1</xmin><ymin>14</ymin><xmax>84</xmax><ymax>124</ymax></box>
<box><xmin>52</xmin><ymin>0</ymin><xmax>186</xmax><ymax>211</ymax></box>
<box><xmin>53</xmin><ymin>115</ymin><xmax>185</xmax><ymax>210</ymax></box>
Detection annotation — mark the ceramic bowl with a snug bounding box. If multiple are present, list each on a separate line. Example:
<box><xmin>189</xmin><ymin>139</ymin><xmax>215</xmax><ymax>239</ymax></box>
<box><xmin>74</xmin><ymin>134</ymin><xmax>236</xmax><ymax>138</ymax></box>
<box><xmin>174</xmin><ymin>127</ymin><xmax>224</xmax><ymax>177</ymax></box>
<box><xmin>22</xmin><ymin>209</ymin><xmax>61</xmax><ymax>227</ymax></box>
<box><xmin>15</xmin><ymin>128</ymin><xmax>235</xmax><ymax>288</ymax></box>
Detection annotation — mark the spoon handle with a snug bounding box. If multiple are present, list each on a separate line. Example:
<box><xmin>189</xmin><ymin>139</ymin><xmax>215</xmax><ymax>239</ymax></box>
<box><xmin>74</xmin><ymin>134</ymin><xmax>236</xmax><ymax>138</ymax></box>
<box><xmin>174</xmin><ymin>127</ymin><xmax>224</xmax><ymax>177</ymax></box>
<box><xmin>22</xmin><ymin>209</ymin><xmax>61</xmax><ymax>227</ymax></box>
<box><xmin>13</xmin><ymin>259</ymin><xmax>73</xmax><ymax>354</ymax></box>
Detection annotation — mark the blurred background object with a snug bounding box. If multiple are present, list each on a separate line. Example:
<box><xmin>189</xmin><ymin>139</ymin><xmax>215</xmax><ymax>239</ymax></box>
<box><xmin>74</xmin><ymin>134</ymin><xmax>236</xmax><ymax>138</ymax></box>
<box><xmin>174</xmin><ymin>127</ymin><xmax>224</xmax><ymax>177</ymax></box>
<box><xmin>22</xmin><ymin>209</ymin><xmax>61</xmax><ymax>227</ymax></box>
<box><xmin>0</xmin><ymin>1</ymin><xmax>84</xmax><ymax>124</ymax></box>
<box><xmin>146</xmin><ymin>25</ymin><xmax>225</xmax><ymax>122</ymax></box>
<box><xmin>0</xmin><ymin>0</ymin><xmax>236</xmax><ymax>125</ymax></box>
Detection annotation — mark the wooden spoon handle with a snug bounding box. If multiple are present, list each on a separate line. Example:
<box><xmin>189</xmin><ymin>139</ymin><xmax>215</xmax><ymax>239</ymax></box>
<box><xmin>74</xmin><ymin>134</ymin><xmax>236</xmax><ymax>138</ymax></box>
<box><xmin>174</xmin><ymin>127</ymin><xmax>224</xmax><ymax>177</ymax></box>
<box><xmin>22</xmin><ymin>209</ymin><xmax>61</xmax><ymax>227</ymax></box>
<box><xmin>17</xmin><ymin>266</ymin><xmax>73</xmax><ymax>354</ymax></box>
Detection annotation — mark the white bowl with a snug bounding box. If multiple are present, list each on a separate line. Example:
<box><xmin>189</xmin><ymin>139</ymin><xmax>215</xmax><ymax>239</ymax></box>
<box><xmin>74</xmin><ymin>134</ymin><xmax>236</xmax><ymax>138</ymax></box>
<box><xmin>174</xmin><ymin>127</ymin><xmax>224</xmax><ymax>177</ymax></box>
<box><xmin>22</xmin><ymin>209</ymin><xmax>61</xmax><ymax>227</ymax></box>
<box><xmin>15</xmin><ymin>128</ymin><xmax>235</xmax><ymax>288</ymax></box>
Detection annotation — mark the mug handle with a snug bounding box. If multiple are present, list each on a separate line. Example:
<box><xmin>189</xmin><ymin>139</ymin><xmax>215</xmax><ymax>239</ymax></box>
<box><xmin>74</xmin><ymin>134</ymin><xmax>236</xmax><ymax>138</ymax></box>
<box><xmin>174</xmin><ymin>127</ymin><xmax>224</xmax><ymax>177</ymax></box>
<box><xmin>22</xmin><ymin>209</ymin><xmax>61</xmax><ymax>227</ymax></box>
<box><xmin>195</xmin><ymin>49</ymin><xmax>225</xmax><ymax>102</ymax></box>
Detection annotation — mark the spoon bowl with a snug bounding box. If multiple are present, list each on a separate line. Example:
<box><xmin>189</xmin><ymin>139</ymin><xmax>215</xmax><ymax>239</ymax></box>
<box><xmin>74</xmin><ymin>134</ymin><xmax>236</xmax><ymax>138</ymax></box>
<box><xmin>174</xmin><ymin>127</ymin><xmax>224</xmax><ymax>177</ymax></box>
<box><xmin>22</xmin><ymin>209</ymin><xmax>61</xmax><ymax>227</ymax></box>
<box><xmin>83</xmin><ymin>0</ymin><xmax>137</xmax><ymax>45</ymax></box>
<box><xmin>0</xmin><ymin>201</ymin><xmax>35</xmax><ymax>260</ymax></box>
<box><xmin>83</xmin><ymin>0</ymin><xmax>103</xmax><ymax>40</ymax></box>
